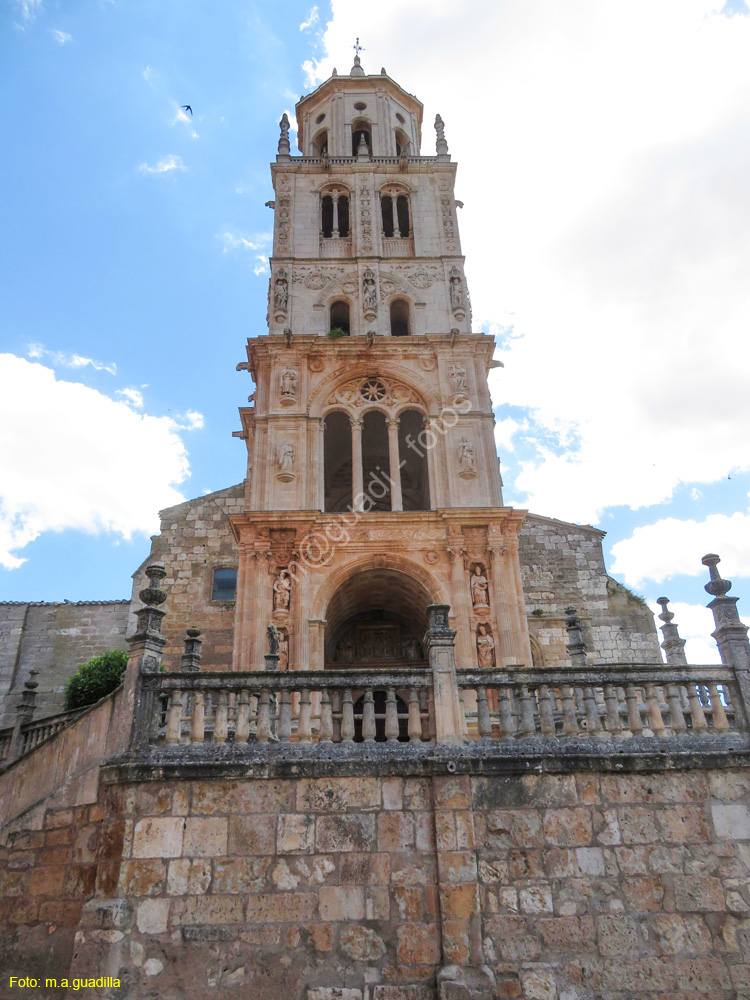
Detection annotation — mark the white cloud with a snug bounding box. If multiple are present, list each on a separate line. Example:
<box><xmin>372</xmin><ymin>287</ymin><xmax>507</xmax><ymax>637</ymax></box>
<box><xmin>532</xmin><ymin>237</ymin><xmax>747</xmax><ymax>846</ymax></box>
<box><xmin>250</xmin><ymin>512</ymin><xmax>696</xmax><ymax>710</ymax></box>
<box><xmin>611</xmin><ymin>504</ymin><xmax>750</xmax><ymax>587</ymax></box>
<box><xmin>172</xmin><ymin>107</ymin><xmax>199</xmax><ymax>139</ymax></box>
<box><xmin>51</xmin><ymin>29</ymin><xmax>72</xmax><ymax>44</ymax></box>
<box><xmin>648</xmin><ymin>600</ymin><xmax>750</xmax><ymax>665</ymax></box>
<box><xmin>494</xmin><ymin>416</ymin><xmax>527</xmax><ymax>453</ymax></box>
<box><xmin>13</xmin><ymin>0</ymin><xmax>43</xmax><ymax>26</ymax></box>
<box><xmin>253</xmin><ymin>256</ymin><xmax>269</xmax><ymax>276</ymax></box>
<box><xmin>220</xmin><ymin>232</ymin><xmax>271</xmax><ymax>275</ymax></box>
<box><xmin>27</xmin><ymin>343</ymin><xmax>117</xmax><ymax>376</ymax></box>
<box><xmin>299</xmin><ymin>6</ymin><xmax>319</xmax><ymax>31</ymax></box>
<box><xmin>138</xmin><ymin>154</ymin><xmax>187</xmax><ymax>175</ymax></box>
<box><xmin>142</xmin><ymin>65</ymin><xmax>153</xmax><ymax>82</ymax></box>
<box><xmin>116</xmin><ymin>387</ymin><xmax>144</xmax><ymax>409</ymax></box>
<box><xmin>314</xmin><ymin>1</ymin><xmax>750</xmax><ymax>530</ymax></box>
<box><xmin>0</xmin><ymin>355</ymin><xmax>201</xmax><ymax>570</ymax></box>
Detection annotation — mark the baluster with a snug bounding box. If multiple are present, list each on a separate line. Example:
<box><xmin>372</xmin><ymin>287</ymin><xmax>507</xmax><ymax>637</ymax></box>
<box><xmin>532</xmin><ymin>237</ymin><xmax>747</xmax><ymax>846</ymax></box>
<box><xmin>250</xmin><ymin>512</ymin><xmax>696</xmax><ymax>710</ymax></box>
<box><xmin>519</xmin><ymin>685</ymin><xmax>536</xmax><ymax>737</ymax></box>
<box><xmin>298</xmin><ymin>689</ymin><xmax>312</xmax><ymax>742</ymax></box>
<box><xmin>407</xmin><ymin>687</ymin><xmax>423</xmax><ymax>741</ymax></box>
<box><xmin>256</xmin><ymin>690</ymin><xmax>272</xmax><ymax>742</ymax></box>
<box><xmin>331</xmin><ymin>690</ymin><xmax>342</xmax><ymax>742</ymax></box>
<box><xmin>708</xmin><ymin>684</ymin><xmax>730</xmax><ymax>732</ymax></box>
<box><xmin>583</xmin><ymin>686</ymin><xmax>602</xmax><ymax>735</ymax></box>
<box><xmin>560</xmin><ymin>685</ymin><xmax>579</xmax><ymax>736</ymax></box>
<box><xmin>666</xmin><ymin>683</ymin><xmax>686</xmax><ymax>734</ymax></box>
<box><xmin>235</xmin><ymin>689</ymin><xmax>251</xmax><ymax>741</ymax></box>
<box><xmin>319</xmin><ymin>691</ymin><xmax>334</xmax><ymax>742</ymax></box>
<box><xmin>190</xmin><ymin>692</ymin><xmax>205</xmax><ymax>743</ymax></box>
<box><xmin>687</xmin><ymin>684</ymin><xmax>708</xmax><ymax>733</ymax></box>
<box><xmin>476</xmin><ymin>687</ymin><xmax>492</xmax><ymax>738</ymax></box>
<box><xmin>498</xmin><ymin>686</ymin><xmax>515</xmax><ymax>739</ymax></box>
<box><xmin>539</xmin><ymin>685</ymin><xmax>556</xmax><ymax>736</ymax></box>
<box><xmin>625</xmin><ymin>684</ymin><xmax>643</xmax><ymax>736</ymax></box>
<box><xmin>341</xmin><ymin>689</ymin><xmax>355</xmax><ymax>742</ymax></box>
<box><xmin>603</xmin><ymin>684</ymin><xmax>622</xmax><ymax>737</ymax></box>
<box><xmin>385</xmin><ymin>687</ymin><xmax>399</xmax><ymax>742</ymax></box>
<box><xmin>645</xmin><ymin>684</ymin><xmax>666</xmax><ymax>737</ymax></box>
<box><xmin>214</xmin><ymin>690</ymin><xmax>229</xmax><ymax>743</ymax></box>
<box><xmin>278</xmin><ymin>690</ymin><xmax>292</xmax><ymax>742</ymax></box>
<box><xmin>165</xmin><ymin>690</ymin><xmax>183</xmax><ymax>744</ymax></box>
<box><xmin>362</xmin><ymin>690</ymin><xmax>377</xmax><ymax>742</ymax></box>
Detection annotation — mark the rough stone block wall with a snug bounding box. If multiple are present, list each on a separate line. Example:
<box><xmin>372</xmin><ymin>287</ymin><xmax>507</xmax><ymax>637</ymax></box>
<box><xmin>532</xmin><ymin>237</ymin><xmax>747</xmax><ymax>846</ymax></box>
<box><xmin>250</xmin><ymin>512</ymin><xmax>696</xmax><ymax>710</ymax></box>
<box><xmin>473</xmin><ymin>769</ymin><xmax>750</xmax><ymax>999</ymax></box>
<box><xmin>518</xmin><ymin>514</ymin><xmax>661</xmax><ymax>666</ymax></box>
<box><xmin>131</xmin><ymin>484</ymin><xmax>245</xmax><ymax>672</ymax></box>
<box><xmin>0</xmin><ymin>601</ymin><xmax>130</xmax><ymax>729</ymax></box>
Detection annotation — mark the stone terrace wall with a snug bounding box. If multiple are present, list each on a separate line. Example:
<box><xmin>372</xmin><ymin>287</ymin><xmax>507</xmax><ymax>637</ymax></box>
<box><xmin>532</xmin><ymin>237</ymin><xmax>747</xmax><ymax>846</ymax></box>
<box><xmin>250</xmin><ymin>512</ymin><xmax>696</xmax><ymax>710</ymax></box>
<box><xmin>518</xmin><ymin>514</ymin><xmax>660</xmax><ymax>667</ymax></box>
<box><xmin>130</xmin><ymin>484</ymin><xmax>245</xmax><ymax>672</ymax></box>
<box><xmin>0</xmin><ymin>601</ymin><xmax>130</xmax><ymax>729</ymax></box>
<box><xmin>473</xmin><ymin>768</ymin><xmax>750</xmax><ymax>999</ymax></box>
<box><xmin>0</xmin><ymin>764</ymin><xmax>744</xmax><ymax>1000</ymax></box>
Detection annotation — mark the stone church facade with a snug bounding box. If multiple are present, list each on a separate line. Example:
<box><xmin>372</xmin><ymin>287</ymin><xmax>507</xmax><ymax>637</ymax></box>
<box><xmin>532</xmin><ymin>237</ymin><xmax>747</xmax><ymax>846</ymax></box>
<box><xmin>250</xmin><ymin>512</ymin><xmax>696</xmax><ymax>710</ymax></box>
<box><xmin>1</xmin><ymin>57</ymin><xmax>750</xmax><ymax>1000</ymax></box>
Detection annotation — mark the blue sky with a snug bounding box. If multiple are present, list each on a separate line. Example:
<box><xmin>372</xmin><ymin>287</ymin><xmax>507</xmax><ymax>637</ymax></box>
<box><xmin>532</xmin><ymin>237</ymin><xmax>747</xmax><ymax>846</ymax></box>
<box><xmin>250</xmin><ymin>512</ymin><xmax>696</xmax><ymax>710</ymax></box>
<box><xmin>2</xmin><ymin>0</ymin><xmax>749</xmax><ymax>661</ymax></box>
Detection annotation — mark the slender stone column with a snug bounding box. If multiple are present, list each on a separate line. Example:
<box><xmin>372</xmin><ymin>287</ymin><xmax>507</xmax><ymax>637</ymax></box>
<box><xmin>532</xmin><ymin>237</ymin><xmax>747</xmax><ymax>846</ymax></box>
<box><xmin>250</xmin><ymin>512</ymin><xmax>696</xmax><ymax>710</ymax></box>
<box><xmin>331</xmin><ymin>191</ymin><xmax>339</xmax><ymax>238</ymax></box>
<box><xmin>702</xmin><ymin>553</ymin><xmax>750</xmax><ymax>729</ymax></box>
<box><xmin>386</xmin><ymin>417</ymin><xmax>403</xmax><ymax>511</ymax></box>
<box><xmin>656</xmin><ymin>597</ymin><xmax>687</xmax><ymax>665</ymax></box>
<box><xmin>351</xmin><ymin>416</ymin><xmax>364</xmax><ymax>511</ymax></box>
<box><xmin>424</xmin><ymin>604</ymin><xmax>464</xmax><ymax>744</ymax></box>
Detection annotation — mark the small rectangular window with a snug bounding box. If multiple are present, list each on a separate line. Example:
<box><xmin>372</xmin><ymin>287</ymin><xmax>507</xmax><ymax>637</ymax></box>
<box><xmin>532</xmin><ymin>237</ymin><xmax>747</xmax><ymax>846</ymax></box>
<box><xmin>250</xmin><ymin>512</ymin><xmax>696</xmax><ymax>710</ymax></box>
<box><xmin>212</xmin><ymin>568</ymin><xmax>237</xmax><ymax>601</ymax></box>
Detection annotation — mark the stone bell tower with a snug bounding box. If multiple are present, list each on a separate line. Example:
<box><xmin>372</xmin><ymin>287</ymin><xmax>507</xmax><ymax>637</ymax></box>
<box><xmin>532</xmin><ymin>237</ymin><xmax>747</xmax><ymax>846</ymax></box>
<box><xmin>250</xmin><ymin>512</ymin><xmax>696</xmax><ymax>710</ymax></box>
<box><xmin>232</xmin><ymin>55</ymin><xmax>532</xmax><ymax>674</ymax></box>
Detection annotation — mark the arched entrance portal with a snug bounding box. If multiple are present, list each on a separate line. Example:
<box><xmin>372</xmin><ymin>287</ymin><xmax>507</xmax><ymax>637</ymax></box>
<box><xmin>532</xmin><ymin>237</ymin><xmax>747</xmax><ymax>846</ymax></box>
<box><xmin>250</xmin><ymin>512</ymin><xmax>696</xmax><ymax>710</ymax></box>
<box><xmin>324</xmin><ymin>568</ymin><xmax>431</xmax><ymax>668</ymax></box>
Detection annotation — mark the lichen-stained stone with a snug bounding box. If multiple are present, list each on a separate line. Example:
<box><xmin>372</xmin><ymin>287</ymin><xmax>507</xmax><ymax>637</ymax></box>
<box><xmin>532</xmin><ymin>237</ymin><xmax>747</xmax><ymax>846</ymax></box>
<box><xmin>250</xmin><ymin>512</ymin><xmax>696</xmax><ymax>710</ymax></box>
<box><xmin>622</xmin><ymin>876</ymin><xmax>665</xmax><ymax>912</ymax></box>
<box><xmin>277</xmin><ymin>813</ymin><xmax>315</xmax><ymax>853</ymax></box>
<box><xmin>166</xmin><ymin>858</ymin><xmax>211</xmax><ymax>896</ymax></box>
<box><xmin>519</xmin><ymin>968</ymin><xmax>556</xmax><ymax>1000</ymax></box>
<box><xmin>297</xmin><ymin>776</ymin><xmax>381</xmax><ymax>812</ymax></box>
<box><xmin>596</xmin><ymin>914</ymin><xmax>641</xmax><ymax>955</ymax></box>
<box><xmin>136</xmin><ymin>898</ymin><xmax>170</xmax><ymax>934</ymax></box>
<box><xmin>673</xmin><ymin>875</ymin><xmax>726</xmax><ymax>913</ymax></box>
<box><xmin>191</xmin><ymin>778</ymin><xmax>294</xmax><ymax>815</ymax></box>
<box><xmin>183</xmin><ymin>817</ymin><xmax>228</xmax><ymax>857</ymax></box>
<box><xmin>228</xmin><ymin>814</ymin><xmax>276</xmax><ymax>855</ymax></box>
<box><xmin>395</xmin><ymin>922</ymin><xmax>441</xmax><ymax>965</ymax></box>
<box><xmin>484</xmin><ymin>914</ymin><xmax>542</xmax><ymax>961</ymax></box>
<box><xmin>319</xmin><ymin>885</ymin><xmax>365</xmax><ymax>921</ymax></box>
<box><xmin>339</xmin><ymin>851</ymin><xmax>390</xmax><ymax>885</ymax></box>
<box><xmin>711</xmin><ymin>802</ymin><xmax>750</xmax><ymax>840</ymax></box>
<box><xmin>340</xmin><ymin>924</ymin><xmax>386</xmax><ymax>961</ymax></box>
<box><xmin>316</xmin><ymin>813</ymin><xmax>375</xmax><ymax>853</ymax></box>
<box><xmin>542</xmin><ymin>809</ymin><xmax>592</xmax><ymax>847</ymax></box>
<box><xmin>307</xmin><ymin>988</ymin><xmax>362</xmax><ymax>1000</ymax></box>
<box><xmin>213</xmin><ymin>857</ymin><xmax>269</xmax><ymax>894</ymax></box>
<box><xmin>245</xmin><ymin>892</ymin><xmax>317</xmax><ymax>923</ymax></box>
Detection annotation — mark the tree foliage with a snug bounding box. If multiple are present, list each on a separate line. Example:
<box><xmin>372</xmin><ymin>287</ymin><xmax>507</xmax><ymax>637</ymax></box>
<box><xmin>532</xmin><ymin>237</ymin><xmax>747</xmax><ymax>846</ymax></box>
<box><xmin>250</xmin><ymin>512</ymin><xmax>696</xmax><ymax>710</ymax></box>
<box><xmin>63</xmin><ymin>649</ymin><xmax>128</xmax><ymax>712</ymax></box>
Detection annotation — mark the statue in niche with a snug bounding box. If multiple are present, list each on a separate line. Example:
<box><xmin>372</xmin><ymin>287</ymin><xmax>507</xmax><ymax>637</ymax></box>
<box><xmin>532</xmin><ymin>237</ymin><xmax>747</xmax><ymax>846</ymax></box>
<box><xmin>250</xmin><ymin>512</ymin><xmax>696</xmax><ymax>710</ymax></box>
<box><xmin>449</xmin><ymin>267</ymin><xmax>464</xmax><ymax>313</ymax></box>
<box><xmin>336</xmin><ymin>634</ymin><xmax>354</xmax><ymax>663</ymax></box>
<box><xmin>470</xmin><ymin>564</ymin><xmax>490</xmax><ymax>610</ymax></box>
<box><xmin>272</xmin><ymin>569</ymin><xmax>291</xmax><ymax>611</ymax></box>
<box><xmin>267</xmin><ymin>623</ymin><xmax>280</xmax><ymax>654</ymax></box>
<box><xmin>457</xmin><ymin>437</ymin><xmax>476</xmax><ymax>478</ymax></box>
<box><xmin>280</xmin><ymin>367</ymin><xmax>298</xmax><ymax>399</ymax></box>
<box><xmin>362</xmin><ymin>268</ymin><xmax>378</xmax><ymax>311</ymax></box>
<box><xmin>476</xmin><ymin>624</ymin><xmax>495</xmax><ymax>669</ymax></box>
<box><xmin>278</xmin><ymin>630</ymin><xmax>289</xmax><ymax>671</ymax></box>
<box><xmin>277</xmin><ymin>441</ymin><xmax>295</xmax><ymax>481</ymax></box>
<box><xmin>402</xmin><ymin>636</ymin><xmax>422</xmax><ymax>662</ymax></box>
<box><xmin>449</xmin><ymin>363</ymin><xmax>468</xmax><ymax>397</ymax></box>
<box><xmin>274</xmin><ymin>269</ymin><xmax>289</xmax><ymax>312</ymax></box>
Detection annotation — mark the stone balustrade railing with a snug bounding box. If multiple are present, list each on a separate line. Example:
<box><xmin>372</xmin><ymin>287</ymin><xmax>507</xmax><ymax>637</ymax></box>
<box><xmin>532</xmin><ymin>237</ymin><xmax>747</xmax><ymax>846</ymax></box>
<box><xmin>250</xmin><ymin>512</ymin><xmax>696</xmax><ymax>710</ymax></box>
<box><xmin>286</xmin><ymin>155</ymin><xmax>443</xmax><ymax>166</ymax></box>
<box><xmin>0</xmin><ymin>707</ymin><xmax>87</xmax><ymax>765</ymax></box>
<box><xmin>457</xmin><ymin>663</ymin><xmax>744</xmax><ymax>741</ymax></box>
<box><xmin>145</xmin><ymin>669</ymin><xmax>434</xmax><ymax>747</ymax></box>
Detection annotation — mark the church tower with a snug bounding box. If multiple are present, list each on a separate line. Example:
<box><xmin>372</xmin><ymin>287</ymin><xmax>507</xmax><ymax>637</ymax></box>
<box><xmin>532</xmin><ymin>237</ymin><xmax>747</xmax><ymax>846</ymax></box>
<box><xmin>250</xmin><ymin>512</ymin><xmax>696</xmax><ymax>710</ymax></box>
<box><xmin>232</xmin><ymin>55</ymin><xmax>532</xmax><ymax>676</ymax></box>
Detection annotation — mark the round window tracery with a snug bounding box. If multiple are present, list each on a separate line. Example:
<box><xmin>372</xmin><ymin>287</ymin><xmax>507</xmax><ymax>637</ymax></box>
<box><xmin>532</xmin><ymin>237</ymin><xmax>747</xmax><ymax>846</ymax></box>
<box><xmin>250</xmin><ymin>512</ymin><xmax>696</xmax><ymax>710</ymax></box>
<box><xmin>360</xmin><ymin>379</ymin><xmax>387</xmax><ymax>402</ymax></box>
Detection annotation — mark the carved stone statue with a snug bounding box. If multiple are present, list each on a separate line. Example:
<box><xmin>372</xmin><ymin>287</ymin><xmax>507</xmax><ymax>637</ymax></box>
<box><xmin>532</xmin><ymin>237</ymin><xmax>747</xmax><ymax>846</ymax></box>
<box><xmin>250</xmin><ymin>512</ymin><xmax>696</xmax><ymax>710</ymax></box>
<box><xmin>434</xmin><ymin>114</ymin><xmax>449</xmax><ymax>156</ymax></box>
<box><xmin>280</xmin><ymin>367</ymin><xmax>298</xmax><ymax>400</ymax></box>
<box><xmin>449</xmin><ymin>266</ymin><xmax>464</xmax><ymax>314</ymax></box>
<box><xmin>362</xmin><ymin>268</ymin><xmax>378</xmax><ymax>313</ymax></box>
<box><xmin>278</xmin><ymin>113</ymin><xmax>290</xmax><ymax>156</ymax></box>
<box><xmin>402</xmin><ymin>636</ymin><xmax>422</xmax><ymax>662</ymax></box>
<box><xmin>278</xmin><ymin>630</ymin><xmax>289</xmax><ymax>670</ymax></box>
<box><xmin>277</xmin><ymin>441</ymin><xmax>295</xmax><ymax>481</ymax></box>
<box><xmin>273</xmin><ymin>569</ymin><xmax>291</xmax><ymax>611</ymax></box>
<box><xmin>267</xmin><ymin>623</ymin><xmax>280</xmax><ymax>654</ymax></box>
<box><xmin>457</xmin><ymin>437</ymin><xmax>476</xmax><ymax>478</ymax></box>
<box><xmin>470</xmin><ymin>564</ymin><xmax>490</xmax><ymax>609</ymax></box>
<box><xmin>274</xmin><ymin>270</ymin><xmax>288</xmax><ymax>312</ymax></box>
<box><xmin>449</xmin><ymin>364</ymin><xmax>467</xmax><ymax>397</ymax></box>
<box><xmin>476</xmin><ymin>624</ymin><xmax>495</xmax><ymax>669</ymax></box>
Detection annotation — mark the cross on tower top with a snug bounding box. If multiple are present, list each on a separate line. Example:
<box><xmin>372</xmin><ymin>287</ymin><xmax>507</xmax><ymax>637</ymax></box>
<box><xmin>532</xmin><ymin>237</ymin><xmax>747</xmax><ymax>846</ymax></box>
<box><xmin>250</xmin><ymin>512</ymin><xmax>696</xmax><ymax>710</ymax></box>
<box><xmin>353</xmin><ymin>37</ymin><xmax>365</xmax><ymax>56</ymax></box>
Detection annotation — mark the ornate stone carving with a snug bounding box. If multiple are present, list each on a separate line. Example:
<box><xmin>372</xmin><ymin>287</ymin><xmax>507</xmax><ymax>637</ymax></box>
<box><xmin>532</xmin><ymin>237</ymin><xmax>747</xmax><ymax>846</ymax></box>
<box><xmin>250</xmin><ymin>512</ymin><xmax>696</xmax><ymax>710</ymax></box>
<box><xmin>308</xmin><ymin>357</ymin><xmax>325</xmax><ymax>372</ymax></box>
<box><xmin>362</xmin><ymin>268</ymin><xmax>378</xmax><ymax>320</ymax></box>
<box><xmin>457</xmin><ymin>437</ymin><xmax>477</xmax><ymax>478</ymax></box>
<box><xmin>279</xmin><ymin>367</ymin><xmax>298</xmax><ymax>406</ymax></box>
<box><xmin>272</xmin><ymin>569</ymin><xmax>291</xmax><ymax>611</ymax></box>
<box><xmin>276</xmin><ymin>441</ymin><xmax>295</xmax><ymax>481</ymax></box>
<box><xmin>470</xmin><ymin>563</ymin><xmax>490</xmax><ymax>610</ymax></box>
<box><xmin>476</xmin><ymin>624</ymin><xmax>495</xmax><ymax>669</ymax></box>
<box><xmin>293</xmin><ymin>265</ymin><xmax>345</xmax><ymax>290</ymax></box>
<box><xmin>462</xmin><ymin>526</ymin><xmax>488</xmax><ymax>560</ymax></box>
<box><xmin>273</xmin><ymin>268</ymin><xmax>288</xmax><ymax>317</ymax></box>
<box><xmin>408</xmin><ymin>270</ymin><xmax>435</xmax><ymax>288</ymax></box>
<box><xmin>360</xmin><ymin>181</ymin><xmax>373</xmax><ymax>254</ymax></box>
<box><xmin>424</xmin><ymin>550</ymin><xmax>439</xmax><ymax>565</ymax></box>
<box><xmin>449</xmin><ymin>363</ymin><xmax>468</xmax><ymax>400</ymax></box>
<box><xmin>327</xmin><ymin>375</ymin><xmax>421</xmax><ymax>411</ymax></box>
<box><xmin>439</xmin><ymin>178</ymin><xmax>458</xmax><ymax>252</ymax></box>
<box><xmin>419</xmin><ymin>356</ymin><xmax>437</xmax><ymax>371</ymax></box>
<box><xmin>449</xmin><ymin>266</ymin><xmax>466</xmax><ymax>319</ymax></box>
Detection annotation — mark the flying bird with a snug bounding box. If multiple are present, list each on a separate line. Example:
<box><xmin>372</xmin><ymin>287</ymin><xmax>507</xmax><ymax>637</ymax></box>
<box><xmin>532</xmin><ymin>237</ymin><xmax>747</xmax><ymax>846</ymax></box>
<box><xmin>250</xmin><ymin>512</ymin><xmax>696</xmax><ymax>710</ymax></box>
<box><xmin>181</xmin><ymin>105</ymin><xmax>193</xmax><ymax>116</ymax></box>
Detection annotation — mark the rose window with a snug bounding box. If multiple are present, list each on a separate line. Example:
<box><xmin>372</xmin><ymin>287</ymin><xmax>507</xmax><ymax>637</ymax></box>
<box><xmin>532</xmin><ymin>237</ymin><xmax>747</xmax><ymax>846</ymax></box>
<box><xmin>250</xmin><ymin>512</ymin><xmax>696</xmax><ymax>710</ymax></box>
<box><xmin>360</xmin><ymin>379</ymin><xmax>387</xmax><ymax>402</ymax></box>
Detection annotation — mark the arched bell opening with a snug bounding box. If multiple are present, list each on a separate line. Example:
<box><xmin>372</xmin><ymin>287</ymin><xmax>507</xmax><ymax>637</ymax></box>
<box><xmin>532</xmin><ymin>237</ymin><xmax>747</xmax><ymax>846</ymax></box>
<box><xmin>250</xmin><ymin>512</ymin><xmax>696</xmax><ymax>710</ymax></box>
<box><xmin>389</xmin><ymin>298</ymin><xmax>410</xmax><ymax>337</ymax></box>
<box><xmin>362</xmin><ymin>410</ymin><xmax>391</xmax><ymax>511</ymax></box>
<box><xmin>312</xmin><ymin>129</ymin><xmax>328</xmax><ymax>157</ymax></box>
<box><xmin>324</xmin><ymin>568</ymin><xmax>432</xmax><ymax>669</ymax></box>
<box><xmin>352</xmin><ymin>120</ymin><xmax>372</xmax><ymax>156</ymax></box>
<box><xmin>324</xmin><ymin>411</ymin><xmax>353</xmax><ymax>512</ymax></box>
<box><xmin>394</xmin><ymin>128</ymin><xmax>410</xmax><ymax>157</ymax></box>
<box><xmin>330</xmin><ymin>300</ymin><xmax>351</xmax><ymax>336</ymax></box>
<box><xmin>398</xmin><ymin>410</ymin><xmax>431</xmax><ymax>511</ymax></box>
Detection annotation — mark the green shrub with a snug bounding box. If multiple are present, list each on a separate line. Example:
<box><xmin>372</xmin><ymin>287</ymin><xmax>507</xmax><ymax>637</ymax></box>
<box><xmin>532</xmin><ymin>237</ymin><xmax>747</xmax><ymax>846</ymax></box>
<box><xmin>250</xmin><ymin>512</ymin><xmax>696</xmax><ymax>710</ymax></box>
<box><xmin>63</xmin><ymin>650</ymin><xmax>128</xmax><ymax>712</ymax></box>
<box><xmin>327</xmin><ymin>327</ymin><xmax>348</xmax><ymax>339</ymax></box>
